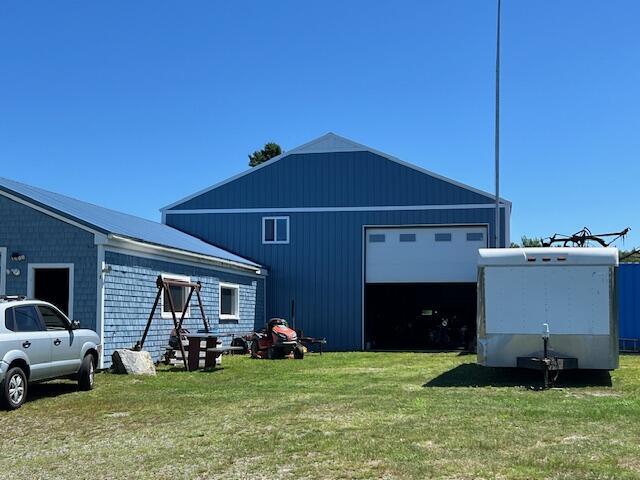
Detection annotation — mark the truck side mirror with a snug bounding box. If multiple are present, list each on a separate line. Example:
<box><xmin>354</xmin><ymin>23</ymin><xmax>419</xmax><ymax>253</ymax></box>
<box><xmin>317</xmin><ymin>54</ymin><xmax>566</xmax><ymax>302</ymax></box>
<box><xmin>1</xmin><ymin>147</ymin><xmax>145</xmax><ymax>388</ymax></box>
<box><xmin>71</xmin><ymin>320</ymin><xmax>81</xmax><ymax>329</ymax></box>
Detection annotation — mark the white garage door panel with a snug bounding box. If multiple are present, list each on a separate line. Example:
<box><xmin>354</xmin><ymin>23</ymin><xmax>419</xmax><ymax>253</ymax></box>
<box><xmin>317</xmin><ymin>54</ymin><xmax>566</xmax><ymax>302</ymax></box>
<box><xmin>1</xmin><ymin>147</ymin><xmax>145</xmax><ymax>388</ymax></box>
<box><xmin>365</xmin><ymin>226</ymin><xmax>487</xmax><ymax>283</ymax></box>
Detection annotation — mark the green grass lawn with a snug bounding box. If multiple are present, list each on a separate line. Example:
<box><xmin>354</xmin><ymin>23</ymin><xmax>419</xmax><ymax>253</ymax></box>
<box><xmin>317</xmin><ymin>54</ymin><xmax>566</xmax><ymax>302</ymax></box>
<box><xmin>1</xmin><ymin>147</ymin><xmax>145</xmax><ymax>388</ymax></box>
<box><xmin>2</xmin><ymin>352</ymin><xmax>640</xmax><ymax>479</ymax></box>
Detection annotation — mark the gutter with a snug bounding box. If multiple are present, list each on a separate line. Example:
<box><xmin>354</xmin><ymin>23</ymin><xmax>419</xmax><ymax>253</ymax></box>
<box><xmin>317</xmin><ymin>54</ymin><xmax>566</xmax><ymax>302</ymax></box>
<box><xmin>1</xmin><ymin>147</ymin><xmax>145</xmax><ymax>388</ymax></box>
<box><xmin>107</xmin><ymin>235</ymin><xmax>266</xmax><ymax>276</ymax></box>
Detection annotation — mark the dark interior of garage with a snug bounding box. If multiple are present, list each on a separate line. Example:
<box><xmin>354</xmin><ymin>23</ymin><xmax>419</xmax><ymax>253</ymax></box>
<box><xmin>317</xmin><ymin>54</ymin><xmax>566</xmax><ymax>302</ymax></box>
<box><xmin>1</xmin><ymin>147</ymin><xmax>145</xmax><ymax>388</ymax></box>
<box><xmin>33</xmin><ymin>268</ymin><xmax>70</xmax><ymax>315</ymax></box>
<box><xmin>365</xmin><ymin>283</ymin><xmax>476</xmax><ymax>351</ymax></box>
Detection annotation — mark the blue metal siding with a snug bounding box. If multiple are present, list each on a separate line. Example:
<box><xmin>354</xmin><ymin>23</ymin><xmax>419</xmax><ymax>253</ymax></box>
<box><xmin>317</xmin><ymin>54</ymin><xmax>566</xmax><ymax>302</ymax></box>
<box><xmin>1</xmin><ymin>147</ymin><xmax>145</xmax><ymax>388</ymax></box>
<box><xmin>619</xmin><ymin>263</ymin><xmax>640</xmax><ymax>342</ymax></box>
<box><xmin>0</xmin><ymin>195</ymin><xmax>98</xmax><ymax>329</ymax></box>
<box><xmin>102</xmin><ymin>251</ymin><xmax>264</xmax><ymax>367</ymax></box>
<box><xmin>166</xmin><ymin>208</ymin><xmax>506</xmax><ymax>350</ymax></box>
<box><xmin>169</xmin><ymin>151</ymin><xmax>495</xmax><ymax>210</ymax></box>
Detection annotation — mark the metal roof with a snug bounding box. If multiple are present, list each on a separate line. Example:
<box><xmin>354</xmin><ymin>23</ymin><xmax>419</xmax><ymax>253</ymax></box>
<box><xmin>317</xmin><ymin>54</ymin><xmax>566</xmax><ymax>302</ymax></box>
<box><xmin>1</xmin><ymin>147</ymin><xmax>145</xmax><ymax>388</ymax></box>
<box><xmin>0</xmin><ymin>177</ymin><xmax>261</xmax><ymax>269</ymax></box>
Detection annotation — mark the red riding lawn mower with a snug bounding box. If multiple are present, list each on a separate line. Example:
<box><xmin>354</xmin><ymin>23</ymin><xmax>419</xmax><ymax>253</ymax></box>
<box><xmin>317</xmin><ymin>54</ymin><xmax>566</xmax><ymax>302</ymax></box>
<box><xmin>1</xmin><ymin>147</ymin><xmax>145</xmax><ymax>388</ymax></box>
<box><xmin>250</xmin><ymin>318</ymin><xmax>305</xmax><ymax>359</ymax></box>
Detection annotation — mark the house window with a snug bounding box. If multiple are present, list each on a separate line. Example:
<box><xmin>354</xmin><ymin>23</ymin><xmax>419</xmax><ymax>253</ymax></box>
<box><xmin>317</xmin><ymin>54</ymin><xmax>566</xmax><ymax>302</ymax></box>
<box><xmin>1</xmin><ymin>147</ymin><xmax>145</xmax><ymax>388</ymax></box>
<box><xmin>399</xmin><ymin>233</ymin><xmax>416</xmax><ymax>242</ymax></box>
<box><xmin>263</xmin><ymin>217</ymin><xmax>289</xmax><ymax>244</ymax></box>
<box><xmin>161</xmin><ymin>274</ymin><xmax>191</xmax><ymax>319</ymax></box>
<box><xmin>435</xmin><ymin>233</ymin><xmax>452</xmax><ymax>242</ymax></box>
<box><xmin>369</xmin><ymin>234</ymin><xmax>386</xmax><ymax>243</ymax></box>
<box><xmin>219</xmin><ymin>283</ymin><xmax>240</xmax><ymax>321</ymax></box>
<box><xmin>467</xmin><ymin>232</ymin><xmax>484</xmax><ymax>242</ymax></box>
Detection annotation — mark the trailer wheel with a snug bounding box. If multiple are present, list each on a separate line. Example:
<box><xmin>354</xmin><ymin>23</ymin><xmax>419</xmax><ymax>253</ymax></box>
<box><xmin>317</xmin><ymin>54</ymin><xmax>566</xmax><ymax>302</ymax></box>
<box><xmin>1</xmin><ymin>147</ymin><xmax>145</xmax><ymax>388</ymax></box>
<box><xmin>293</xmin><ymin>345</ymin><xmax>304</xmax><ymax>359</ymax></box>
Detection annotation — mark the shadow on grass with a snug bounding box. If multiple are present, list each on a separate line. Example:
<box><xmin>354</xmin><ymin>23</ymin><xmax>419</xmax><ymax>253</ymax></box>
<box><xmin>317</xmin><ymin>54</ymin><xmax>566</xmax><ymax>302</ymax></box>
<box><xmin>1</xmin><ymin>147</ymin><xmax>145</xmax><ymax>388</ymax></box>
<box><xmin>27</xmin><ymin>381</ymin><xmax>79</xmax><ymax>403</ymax></box>
<box><xmin>424</xmin><ymin>363</ymin><xmax>612</xmax><ymax>389</ymax></box>
<box><xmin>165</xmin><ymin>366</ymin><xmax>226</xmax><ymax>373</ymax></box>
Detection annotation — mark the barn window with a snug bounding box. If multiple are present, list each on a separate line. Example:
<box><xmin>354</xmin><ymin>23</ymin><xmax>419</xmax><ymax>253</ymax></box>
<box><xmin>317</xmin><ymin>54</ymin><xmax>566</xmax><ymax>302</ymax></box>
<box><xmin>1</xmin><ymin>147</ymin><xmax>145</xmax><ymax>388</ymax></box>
<box><xmin>161</xmin><ymin>274</ymin><xmax>191</xmax><ymax>319</ymax></box>
<box><xmin>219</xmin><ymin>283</ymin><xmax>240</xmax><ymax>320</ymax></box>
<box><xmin>263</xmin><ymin>217</ymin><xmax>289</xmax><ymax>244</ymax></box>
<box><xmin>435</xmin><ymin>233</ymin><xmax>452</xmax><ymax>242</ymax></box>
<box><xmin>466</xmin><ymin>232</ymin><xmax>484</xmax><ymax>242</ymax></box>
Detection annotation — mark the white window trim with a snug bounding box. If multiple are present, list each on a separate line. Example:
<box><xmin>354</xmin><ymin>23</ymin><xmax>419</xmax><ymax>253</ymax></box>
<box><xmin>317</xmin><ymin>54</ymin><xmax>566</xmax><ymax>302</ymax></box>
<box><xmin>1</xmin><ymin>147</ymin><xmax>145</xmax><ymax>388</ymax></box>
<box><xmin>160</xmin><ymin>273</ymin><xmax>191</xmax><ymax>319</ymax></box>
<box><xmin>262</xmin><ymin>216</ymin><xmax>290</xmax><ymax>244</ymax></box>
<box><xmin>219</xmin><ymin>282</ymin><xmax>240</xmax><ymax>320</ymax></box>
<box><xmin>27</xmin><ymin>263</ymin><xmax>75</xmax><ymax>320</ymax></box>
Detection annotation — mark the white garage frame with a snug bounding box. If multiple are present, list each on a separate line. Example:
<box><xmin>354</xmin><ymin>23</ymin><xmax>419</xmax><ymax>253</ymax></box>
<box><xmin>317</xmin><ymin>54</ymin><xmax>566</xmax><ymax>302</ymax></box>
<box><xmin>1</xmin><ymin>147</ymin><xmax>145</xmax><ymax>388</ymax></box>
<box><xmin>360</xmin><ymin>223</ymin><xmax>489</xmax><ymax>349</ymax></box>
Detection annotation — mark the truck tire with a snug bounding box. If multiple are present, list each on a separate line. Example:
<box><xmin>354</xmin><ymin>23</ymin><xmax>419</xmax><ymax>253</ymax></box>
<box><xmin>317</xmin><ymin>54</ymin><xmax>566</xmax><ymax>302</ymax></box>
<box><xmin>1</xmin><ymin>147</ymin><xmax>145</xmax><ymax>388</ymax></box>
<box><xmin>78</xmin><ymin>354</ymin><xmax>95</xmax><ymax>391</ymax></box>
<box><xmin>1</xmin><ymin>366</ymin><xmax>27</xmax><ymax>410</ymax></box>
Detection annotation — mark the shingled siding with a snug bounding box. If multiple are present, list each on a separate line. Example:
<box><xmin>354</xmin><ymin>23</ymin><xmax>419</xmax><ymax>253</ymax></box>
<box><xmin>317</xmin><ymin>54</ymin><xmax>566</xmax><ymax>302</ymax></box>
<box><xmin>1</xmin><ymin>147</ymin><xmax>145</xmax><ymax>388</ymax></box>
<box><xmin>102</xmin><ymin>251</ymin><xmax>264</xmax><ymax>367</ymax></box>
<box><xmin>0</xmin><ymin>195</ymin><xmax>97</xmax><ymax>329</ymax></box>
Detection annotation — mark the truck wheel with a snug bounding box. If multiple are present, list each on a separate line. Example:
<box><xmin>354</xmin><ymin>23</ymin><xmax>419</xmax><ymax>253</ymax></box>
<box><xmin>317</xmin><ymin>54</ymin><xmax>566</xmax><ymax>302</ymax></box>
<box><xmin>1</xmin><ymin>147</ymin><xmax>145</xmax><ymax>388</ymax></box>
<box><xmin>1</xmin><ymin>366</ymin><xmax>27</xmax><ymax>410</ymax></box>
<box><xmin>78</xmin><ymin>354</ymin><xmax>95</xmax><ymax>391</ymax></box>
<box><xmin>294</xmin><ymin>345</ymin><xmax>305</xmax><ymax>359</ymax></box>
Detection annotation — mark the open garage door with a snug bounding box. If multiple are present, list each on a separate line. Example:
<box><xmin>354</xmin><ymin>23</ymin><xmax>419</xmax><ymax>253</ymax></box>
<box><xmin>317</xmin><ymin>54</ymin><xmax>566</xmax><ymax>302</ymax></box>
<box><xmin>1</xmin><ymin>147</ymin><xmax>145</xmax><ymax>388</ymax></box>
<box><xmin>364</xmin><ymin>226</ymin><xmax>487</xmax><ymax>350</ymax></box>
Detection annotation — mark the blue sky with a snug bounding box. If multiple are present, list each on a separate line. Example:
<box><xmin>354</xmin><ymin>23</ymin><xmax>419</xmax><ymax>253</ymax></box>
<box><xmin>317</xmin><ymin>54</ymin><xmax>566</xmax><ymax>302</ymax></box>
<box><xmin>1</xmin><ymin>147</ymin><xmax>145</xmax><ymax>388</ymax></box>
<box><xmin>1</xmin><ymin>1</ymin><xmax>638</xmax><ymax>247</ymax></box>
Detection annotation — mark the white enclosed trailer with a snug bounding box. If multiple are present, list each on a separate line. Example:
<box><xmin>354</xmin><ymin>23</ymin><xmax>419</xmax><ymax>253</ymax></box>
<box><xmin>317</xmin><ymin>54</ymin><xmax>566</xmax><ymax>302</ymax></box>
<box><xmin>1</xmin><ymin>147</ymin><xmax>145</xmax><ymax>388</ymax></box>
<box><xmin>477</xmin><ymin>247</ymin><xmax>619</xmax><ymax>370</ymax></box>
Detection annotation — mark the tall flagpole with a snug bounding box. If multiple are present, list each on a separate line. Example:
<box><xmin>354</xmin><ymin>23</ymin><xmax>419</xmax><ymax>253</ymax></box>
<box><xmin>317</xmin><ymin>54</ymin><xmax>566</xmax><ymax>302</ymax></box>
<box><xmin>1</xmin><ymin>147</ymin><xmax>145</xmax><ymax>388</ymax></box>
<box><xmin>494</xmin><ymin>0</ymin><xmax>501</xmax><ymax>248</ymax></box>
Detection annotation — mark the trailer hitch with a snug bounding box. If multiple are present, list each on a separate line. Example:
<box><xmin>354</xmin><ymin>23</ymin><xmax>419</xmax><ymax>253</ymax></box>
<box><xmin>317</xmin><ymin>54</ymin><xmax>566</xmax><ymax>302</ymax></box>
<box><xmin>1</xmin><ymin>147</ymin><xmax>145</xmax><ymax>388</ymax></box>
<box><xmin>517</xmin><ymin>323</ymin><xmax>579</xmax><ymax>389</ymax></box>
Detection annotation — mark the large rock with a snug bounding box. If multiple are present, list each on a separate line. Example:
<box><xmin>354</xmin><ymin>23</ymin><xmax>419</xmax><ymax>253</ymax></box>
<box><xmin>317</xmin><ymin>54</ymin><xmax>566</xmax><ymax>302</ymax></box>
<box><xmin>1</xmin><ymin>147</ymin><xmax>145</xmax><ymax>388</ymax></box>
<box><xmin>112</xmin><ymin>349</ymin><xmax>156</xmax><ymax>376</ymax></box>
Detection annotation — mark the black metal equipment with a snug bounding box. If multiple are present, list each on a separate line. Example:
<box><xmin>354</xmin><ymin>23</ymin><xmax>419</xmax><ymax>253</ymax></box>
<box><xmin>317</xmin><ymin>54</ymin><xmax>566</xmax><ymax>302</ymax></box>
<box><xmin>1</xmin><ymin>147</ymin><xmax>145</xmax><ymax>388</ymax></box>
<box><xmin>516</xmin><ymin>323</ymin><xmax>578</xmax><ymax>389</ymax></box>
<box><xmin>134</xmin><ymin>275</ymin><xmax>211</xmax><ymax>371</ymax></box>
<box><xmin>542</xmin><ymin>227</ymin><xmax>630</xmax><ymax>248</ymax></box>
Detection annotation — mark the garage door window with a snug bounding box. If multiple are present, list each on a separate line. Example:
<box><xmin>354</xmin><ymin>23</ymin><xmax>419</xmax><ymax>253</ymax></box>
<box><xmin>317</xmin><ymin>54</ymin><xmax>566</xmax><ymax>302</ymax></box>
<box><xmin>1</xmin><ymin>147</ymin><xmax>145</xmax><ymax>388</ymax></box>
<box><xmin>435</xmin><ymin>233</ymin><xmax>452</xmax><ymax>242</ymax></box>
<box><xmin>466</xmin><ymin>232</ymin><xmax>484</xmax><ymax>242</ymax></box>
<box><xmin>369</xmin><ymin>234</ymin><xmax>386</xmax><ymax>243</ymax></box>
<box><xmin>263</xmin><ymin>217</ymin><xmax>289</xmax><ymax>244</ymax></box>
<box><xmin>399</xmin><ymin>233</ymin><xmax>416</xmax><ymax>242</ymax></box>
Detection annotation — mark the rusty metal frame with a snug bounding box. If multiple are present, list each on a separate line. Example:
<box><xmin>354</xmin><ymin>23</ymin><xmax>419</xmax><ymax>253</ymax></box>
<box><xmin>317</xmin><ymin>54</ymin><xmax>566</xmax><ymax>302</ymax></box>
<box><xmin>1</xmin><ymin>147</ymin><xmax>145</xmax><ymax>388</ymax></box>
<box><xmin>542</xmin><ymin>227</ymin><xmax>630</xmax><ymax>248</ymax></box>
<box><xmin>134</xmin><ymin>275</ymin><xmax>210</xmax><ymax>371</ymax></box>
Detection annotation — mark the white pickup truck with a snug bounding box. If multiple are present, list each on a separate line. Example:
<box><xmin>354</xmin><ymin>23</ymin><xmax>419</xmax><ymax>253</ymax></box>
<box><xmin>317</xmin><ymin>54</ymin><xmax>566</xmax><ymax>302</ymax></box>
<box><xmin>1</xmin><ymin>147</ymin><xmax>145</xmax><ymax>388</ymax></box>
<box><xmin>0</xmin><ymin>296</ymin><xmax>101</xmax><ymax>409</ymax></box>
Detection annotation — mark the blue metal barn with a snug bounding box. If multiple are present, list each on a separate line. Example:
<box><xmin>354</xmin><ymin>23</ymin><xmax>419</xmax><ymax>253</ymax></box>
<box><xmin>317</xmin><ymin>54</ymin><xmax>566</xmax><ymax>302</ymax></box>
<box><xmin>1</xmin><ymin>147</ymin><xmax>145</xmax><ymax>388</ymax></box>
<box><xmin>0</xmin><ymin>177</ymin><xmax>266</xmax><ymax>367</ymax></box>
<box><xmin>163</xmin><ymin>133</ymin><xmax>511</xmax><ymax>351</ymax></box>
<box><xmin>619</xmin><ymin>263</ymin><xmax>640</xmax><ymax>350</ymax></box>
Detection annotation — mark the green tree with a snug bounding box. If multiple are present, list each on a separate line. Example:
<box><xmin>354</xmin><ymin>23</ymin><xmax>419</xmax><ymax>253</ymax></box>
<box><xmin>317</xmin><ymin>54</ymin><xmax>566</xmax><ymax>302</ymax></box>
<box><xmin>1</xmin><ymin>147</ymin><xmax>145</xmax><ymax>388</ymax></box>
<box><xmin>510</xmin><ymin>235</ymin><xmax>544</xmax><ymax>248</ymax></box>
<box><xmin>248</xmin><ymin>142</ymin><xmax>283</xmax><ymax>167</ymax></box>
<box><xmin>619</xmin><ymin>248</ymin><xmax>640</xmax><ymax>263</ymax></box>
